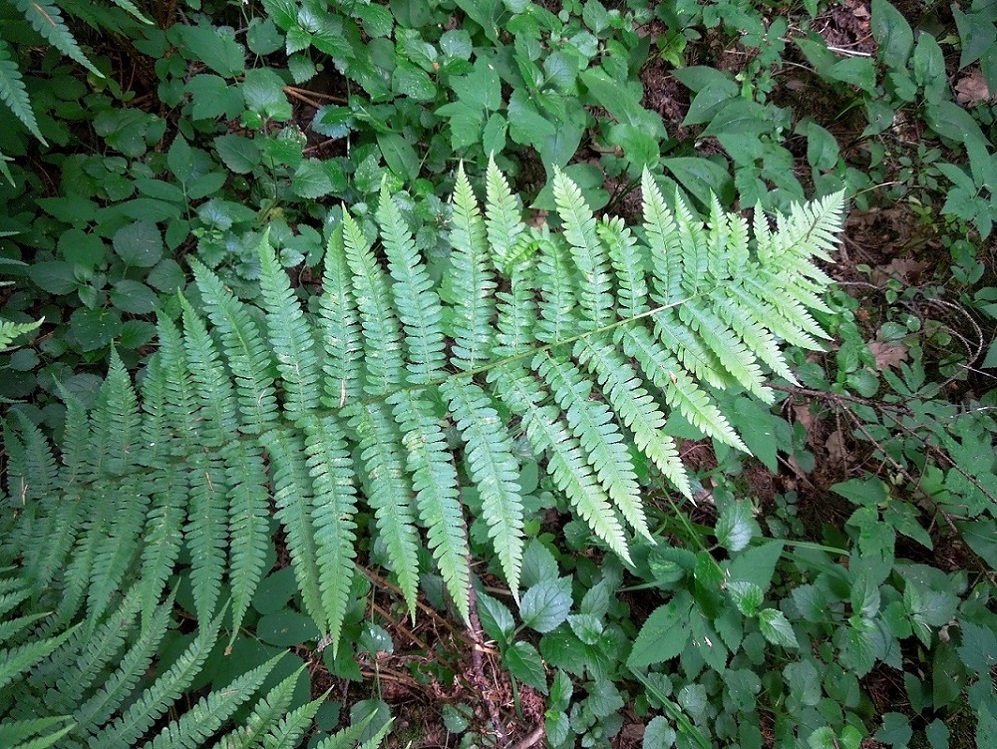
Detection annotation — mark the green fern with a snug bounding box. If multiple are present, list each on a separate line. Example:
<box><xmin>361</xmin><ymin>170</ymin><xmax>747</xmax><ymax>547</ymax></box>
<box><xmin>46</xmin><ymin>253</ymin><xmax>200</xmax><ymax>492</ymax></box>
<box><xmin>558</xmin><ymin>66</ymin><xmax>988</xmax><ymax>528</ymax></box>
<box><xmin>2</xmin><ymin>165</ymin><xmax>844</xmax><ymax>660</ymax></box>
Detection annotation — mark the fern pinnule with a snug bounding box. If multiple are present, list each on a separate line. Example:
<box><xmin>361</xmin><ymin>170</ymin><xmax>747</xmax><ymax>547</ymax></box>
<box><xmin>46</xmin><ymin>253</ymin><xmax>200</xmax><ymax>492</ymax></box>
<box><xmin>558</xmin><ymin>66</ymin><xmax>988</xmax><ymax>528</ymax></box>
<box><xmin>218</xmin><ymin>670</ymin><xmax>301</xmax><ymax>749</ymax></box>
<box><xmin>351</xmin><ymin>402</ymin><xmax>421</xmax><ymax>617</ymax></box>
<box><xmin>303</xmin><ymin>414</ymin><xmax>359</xmax><ymax>651</ymax></box>
<box><xmin>13</xmin><ymin>0</ymin><xmax>103</xmax><ymax>77</ymax></box>
<box><xmin>260</xmin><ymin>430</ymin><xmax>327</xmax><ymax>633</ymax></box>
<box><xmin>378</xmin><ymin>183</ymin><xmax>447</xmax><ymax>386</ymax></box>
<box><xmin>442</xmin><ymin>377</ymin><xmax>525</xmax><ymax>601</ymax></box>
<box><xmin>342</xmin><ymin>211</ymin><xmax>406</xmax><ymax>396</ymax></box>
<box><xmin>553</xmin><ymin>169</ymin><xmax>613</xmax><ymax>329</ymax></box>
<box><xmin>536</xmin><ymin>232</ymin><xmax>580</xmax><ymax>345</ymax></box>
<box><xmin>389</xmin><ymin>390</ymin><xmax>471</xmax><ymax>623</ymax></box>
<box><xmin>191</xmin><ymin>259</ymin><xmax>278</xmax><ymax>434</ymax></box>
<box><xmin>186</xmin><ymin>452</ymin><xmax>228</xmax><ymax>622</ymax></box>
<box><xmin>0</xmin><ymin>40</ymin><xmax>44</xmax><ymax>141</ymax></box>
<box><xmin>600</xmin><ymin>217</ymin><xmax>648</xmax><ymax>319</ymax></box>
<box><xmin>447</xmin><ymin>164</ymin><xmax>496</xmax><ymax>372</ymax></box>
<box><xmin>258</xmin><ymin>234</ymin><xmax>321</xmax><ymax>422</ymax></box>
<box><xmin>318</xmin><ymin>225</ymin><xmax>363</xmax><ymax>407</ymax></box>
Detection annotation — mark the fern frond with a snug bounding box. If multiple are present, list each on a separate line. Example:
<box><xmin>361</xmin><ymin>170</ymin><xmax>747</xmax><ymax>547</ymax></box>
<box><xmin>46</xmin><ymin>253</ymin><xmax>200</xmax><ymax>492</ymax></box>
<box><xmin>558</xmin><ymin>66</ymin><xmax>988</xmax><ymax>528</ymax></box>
<box><xmin>224</xmin><ymin>441</ymin><xmax>270</xmax><ymax>643</ymax></box>
<box><xmin>535</xmin><ymin>232</ymin><xmax>580</xmax><ymax>344</ymax></box>
<box><xmin>91</xmin><ymin>351</ymin><xmax>140</xmax><ymax>478</ymax></box>
<box><xmin>108</xmin><ymin>0</ymin><xmax>153</xmax><ymax>23</ymax></box>
<box><xmin>442</xmin><ymin>377</ymin><xmax>525</xmax><ymax>600</ymax></box>
<box><xmin>447</xmin><ymin>163</ymin><xmax>495</xmax><ymax>372</ymax></box>
<box><xmin>350</xmin><ymin>402</ymin><xmax>422</xmax><ymax>616</ymax></box>
<box><xmin>378</xmin><ymin>183</ymin><xmax>447</xmax><ymax>385</ymax></box>
<box><xmin>389</xmin><ymin>390</ymin><xmax>470</xmax><ymax>622</ymax></box>
<box><xmin>260</xmin><ymin>430</ymin><xmax>326</xmax><ymax>633</ymax></box>
<box><xmin>101</xmin><ymin>614</ymin><xmax>223</xmax><ymax>748</ymax></box>
<box><xmin>258</xmin><ymin>234</ymin><xmax>320</xmax><ymax>421</ymax></box>
<box><xmin>0</xmin><ymin>624</ymin><xmax>77</xmax><ymax>694</ymax></box>
<box><xmin>534</xmin><ymin>351</ymin><xmax>650</xmax><ymax>541</ymax></box>
<box><xmin>601</xmin><ymin>217</ymin><xmax>648</xmax><ymax>318</ymax></box>
<box><xmin>493</xmin><ymin>264</ymin><xmax>536</xmax><ymax>358</ymax></box>
<box><xmin>318</xmin><ymin>225</ymin><xmax>363</xmax><ymax>407</ymax></box>
<box><xmin>491</xmin><ymin>364</ymin><xmax>631</xmax><ymax>562</ymax></box>
<box><xmin>179</xmin><ymin>295</ymin><xmax>239</xmax><ymax>445</ymax></box>
<box><xmin>143</xmin><ymin>656</ymin><xmax>281</xmax><ymax>749</ymax></box>
<box><xmin>303</xmin><ymin>415</ymin><xmax>359</xmax><ymax>651</ymax></box>
<box><xmin>0</xmin><ymin>40</ymin><xmax>43</xmax><ymax>141</ymax></box>
<box><xmin>342</xmin><ymin>211</ymin><xmax>406</xmax><ymax>396</ymax></box>
<box><xmin>575</xmin><ymin>339</ymin><xmax>691</xmax><ymax>498</ymax></box>
<box><xmin>13</xmin><ymin>0</ymin><xmax>103</xmax><ymax>77</ymax></box>
<box><xmin>553</xmin><ymin>168</ymin><xmax>613</xmax><ymax>328</ymax></box>
<box><xmin>484</xmin><ymin>155</ymin><xmax>526</xmax><ymax>270</ymax></box>
<box><xmin>191</xmin><ymin>260</ymin><xmax>278</xmax><ymax>434</ymax></box>
<box><xmin>622</xmin><ymin>327</ymin><xmax>747</xmax><ymax>452</ymax></box>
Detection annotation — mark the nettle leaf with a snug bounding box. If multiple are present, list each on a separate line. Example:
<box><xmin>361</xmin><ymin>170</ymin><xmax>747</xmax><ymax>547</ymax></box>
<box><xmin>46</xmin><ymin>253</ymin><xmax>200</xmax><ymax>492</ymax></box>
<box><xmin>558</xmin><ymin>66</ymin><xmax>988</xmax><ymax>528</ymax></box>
<box><xmin>292</xmin><ymin>159</ymin><xmax>334</xmax><ymax>199</ymax></box>
<box><xmin>757</xmin><ymin>608</ymin><xmax>799</xmax><ymax>649</ymax></box>
<box><xmin>520</xmin><ymin>577</ymin><xmax>572</xmax><ymax>633</ymax></box>
<box><xmin>627</xmin><ymin>592</ymin><xmax>693</xmax><ymax>669</ymax></box>
<box><xmin>727</xmin><ymin>581</ymin><xmax>763</xmax><ymax>617</ymax></box>
<box><xmin>176</xmin><ymin>24</ymin><xmax>245</xmax><ymax>77</ymax></box>
<box><xmin>715</xmin><ymin>500</ymin><xmax>758</xmax><ymax>552</ymax></box>
<box><xmin>643</xmin><ymin>716</ymin><xmax>677</xmax><ymax>749</ymax></box>
<box><xmin>215</xmin><ymin>134</ymin><xmax>262</xmax><ymax>175</ymax></box>
<box><xmin>113</xmin><ymin>221</ymin><xmax>164</xmax><ymax>267</ymax></box>
<box><xmin>504</xmin><ymin>641</ymin><xmax>547</xmax><ymax>693</ymax></box>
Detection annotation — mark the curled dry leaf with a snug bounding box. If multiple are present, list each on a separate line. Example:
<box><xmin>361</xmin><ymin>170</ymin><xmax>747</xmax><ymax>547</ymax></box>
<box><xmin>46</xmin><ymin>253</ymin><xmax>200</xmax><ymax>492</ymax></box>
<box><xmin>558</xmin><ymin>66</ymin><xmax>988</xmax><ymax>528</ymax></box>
<box><xmin>955</xmin><ymin>70</ymin><xmax>993</xmax><ymax>106</ymax></box>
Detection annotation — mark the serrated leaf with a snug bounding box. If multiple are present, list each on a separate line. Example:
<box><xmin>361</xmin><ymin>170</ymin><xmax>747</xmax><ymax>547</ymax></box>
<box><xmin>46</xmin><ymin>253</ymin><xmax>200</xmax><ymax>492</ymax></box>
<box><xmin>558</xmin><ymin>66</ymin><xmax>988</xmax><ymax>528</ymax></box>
<box><xmin>627</xmin><ymin>593</ymin><xmax>693</xmax><ymax>669</ymax></box>
<box><xmin>504</xmin><ymin>641</ymin><xmax>547</xmax><ymax>693</ymax></box>
<box><xmin>757</xmin><ymin>608</ymin><xmax>798</xmax><ymax>648</ymax></box>
<box><xmin>715</xmin><ymin>500</ymin><xmax>757</xmax><ymax>552</ymax></box>
<box><xmin>520</xmin><ymin>577</ymin><xmax>572</xmax><ymax>633</ymax></box>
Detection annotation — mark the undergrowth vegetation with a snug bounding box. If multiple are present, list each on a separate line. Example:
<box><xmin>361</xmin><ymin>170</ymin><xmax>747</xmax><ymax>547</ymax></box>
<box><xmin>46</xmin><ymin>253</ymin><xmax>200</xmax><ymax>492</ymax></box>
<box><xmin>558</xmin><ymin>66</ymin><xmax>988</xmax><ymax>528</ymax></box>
<box><xmin>0</xmin><ymin>0</ymin><xmax>995</xmax><ymax>748</ymax></box>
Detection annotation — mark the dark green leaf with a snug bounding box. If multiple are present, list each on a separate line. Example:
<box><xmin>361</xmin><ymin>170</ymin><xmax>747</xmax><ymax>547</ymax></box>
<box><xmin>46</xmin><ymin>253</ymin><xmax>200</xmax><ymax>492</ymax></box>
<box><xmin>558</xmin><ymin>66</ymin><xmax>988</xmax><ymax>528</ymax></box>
<box><xmin>627</xmin><ymin>592</ymin><xmax>693</xmax><ymax>669</ymax></box>
<box><xmin>520</xmin><ymin>577</ymin><xmax>572</xmax><ymax>633</ymax></box>
<box><xmin>215</xmin><ymin>134</ymin><xmax>262</xmax><ymax>175</ymax></box>
<box><xmin>504</xmin><ymin>641</ymin><xmax>547</xmax><ymax>693</ymax></box>
<box><xmin>110</xmin><ymin>280</ymin><xmax>158</xmax><ymax>314</ymax></box>
<box><xmin>757</xmin><ymin>608</ymin><xmax>798</xmax><ymax>648</ymax></box>
<box><xmin>113</xmin><ymin>221</ymin><xmax>163</xmax><ymax>267</ymax></box>
<box><xmin>715</xmin><ymin>500</ymin><xmax>758</xmax><ymax>552</ymax></box>
<box><xmin>29</xmin><ymin>261</ymin><xmax>78</xmax><ymax>294</ymax></box>
<box><xmin>70</xmin><ymin>307</ymin><xmax>122</xmax><ymax>351</ymax></box>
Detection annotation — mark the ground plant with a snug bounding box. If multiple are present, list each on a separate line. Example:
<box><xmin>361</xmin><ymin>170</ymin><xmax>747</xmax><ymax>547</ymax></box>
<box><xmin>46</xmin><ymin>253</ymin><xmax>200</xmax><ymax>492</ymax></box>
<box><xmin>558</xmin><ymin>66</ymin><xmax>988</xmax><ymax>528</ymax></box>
<box><xmin>0</xmin><ymin>0</ymin><xmax>995</xmax><ymax>748</ymax></box>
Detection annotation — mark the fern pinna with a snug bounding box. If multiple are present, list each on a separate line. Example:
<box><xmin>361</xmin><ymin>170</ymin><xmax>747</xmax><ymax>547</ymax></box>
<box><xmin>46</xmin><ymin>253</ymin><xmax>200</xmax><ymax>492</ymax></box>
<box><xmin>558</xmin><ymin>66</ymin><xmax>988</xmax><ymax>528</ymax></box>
<box><xmin>3</xmin><ymin>162</ymin><xmax>844</xmax><ymax>659</ymax></box>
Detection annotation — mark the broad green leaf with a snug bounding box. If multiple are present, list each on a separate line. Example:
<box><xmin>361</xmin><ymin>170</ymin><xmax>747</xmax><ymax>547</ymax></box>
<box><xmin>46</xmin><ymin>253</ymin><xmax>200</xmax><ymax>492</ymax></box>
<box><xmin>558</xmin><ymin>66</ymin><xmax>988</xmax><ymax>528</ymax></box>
<box><xmin>715</xmin><ymin>501</ymin><xmax>759</xmax><ymax>552</ymax></box>
<box><xmin>167</xmin><ymin>135</ymin><xmax>194</xmax><ymax>183</ymax></box>
<box><xmin>215</xmin><ymin>134</ymin><xmax>262</xmax><ymax>175</ymax></box>
<box><xmin>176</xmin><ymin>24</ymin><xmax>245</xmax><ymax>77</ymax></box>
<box><xmin>757</xmin><ymin>608</ymin><xmax>798</xmax><ymax>648</ymax></box>
<box><xmin>113</xmin><ymin>221</ymin><xmax>163</xmax><ymax>267</ymax></box>
<box><xmin>504</xmin><ymin>641</ymin><xmax>547</xmax><ymax>693</ymax></box>
<box><xmin>627</xmin><ymin>592</ymin><xmax>693</xmax><ymax>669</ymax></box>
<box><xmin>871</xmin><ymin>0</ymin><xmax>914</xmax><ymax>66</ymax></box>
<box><xmin>110</xmin><ymin>281</ymin><xmax>158</xmax><ymax>314</ymax></box>
<box><xmin>727</xmin><ymin>581</ymin><xmax>763</xmax><ymax>617</ymax></box>
<box><xmin>292</xmin><ymin>159</ymin><xmax>334</xmax><ymax>199</ymax></box>
<box><xmin>643</xmin><ymin>716</ymin><xmax>676</xmax><ymax>749</ymax></box>
<box><xmin>520</xmin><ymin>578</ymin><xmax>572</xmax><ymax>633</ymax></box>
<box><xmin>70</xmin><ymin>307</ymin><xmax>122</xmax><ymax>351</ymax></box>
<box><xmin>376</xmin><ymin>132</ymin><xmax>419</xmax><ymax>180</ymax></box>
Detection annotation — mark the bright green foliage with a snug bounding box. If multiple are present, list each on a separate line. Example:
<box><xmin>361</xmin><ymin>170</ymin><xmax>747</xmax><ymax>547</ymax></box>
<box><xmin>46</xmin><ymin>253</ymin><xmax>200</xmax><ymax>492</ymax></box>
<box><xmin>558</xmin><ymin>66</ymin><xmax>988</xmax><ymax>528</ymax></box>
<box><xmin>2</xmin><ymin>165</ymin><xmax>844</xmax><ymax>653</ymax></box>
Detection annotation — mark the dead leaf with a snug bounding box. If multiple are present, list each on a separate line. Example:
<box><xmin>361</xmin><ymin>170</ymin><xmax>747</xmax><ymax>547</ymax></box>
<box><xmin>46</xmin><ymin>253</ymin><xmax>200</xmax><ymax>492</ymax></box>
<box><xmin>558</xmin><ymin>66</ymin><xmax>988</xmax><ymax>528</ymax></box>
<box><xmin>872</xmin><ymin>257</ymin><xmax>929</xmax><ymax>285</ymax></box>
<box><xmin>955</xmin><ymin>70</ymin><xmax>992</xmax><ymax>106</ymax></box>
<box><xmin>869</xmin><ymin>341</ymin><xmax>908</xmax><ymax>371</ymax></box>
<box><xmin>826</xmin><ymin>429</ymin><xmax>848</xmax><ymax>465</ymax></box>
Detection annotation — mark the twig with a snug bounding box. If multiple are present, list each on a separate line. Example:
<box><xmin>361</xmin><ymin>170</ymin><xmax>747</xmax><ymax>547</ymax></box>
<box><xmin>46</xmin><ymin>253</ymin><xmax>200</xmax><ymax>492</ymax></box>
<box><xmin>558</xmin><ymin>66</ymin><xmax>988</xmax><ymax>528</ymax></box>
<box><xmin>283</xmin><ymin>87</ymin><xmax>325</xmax><ymax>109</ymax></box>
<box><xmin>468</xmin><ymin>578</ymin><xmax>507</xmax><ymax>744</ymax></box>
<box><xmin>511</xmin><ymin>725</ymin><xmax>545</xmax><ymax>749</ymax></box>
<box><xmin>370</xmin><ymin>601</ymin><xmax>429</xmax><ymax>651</ymax></box>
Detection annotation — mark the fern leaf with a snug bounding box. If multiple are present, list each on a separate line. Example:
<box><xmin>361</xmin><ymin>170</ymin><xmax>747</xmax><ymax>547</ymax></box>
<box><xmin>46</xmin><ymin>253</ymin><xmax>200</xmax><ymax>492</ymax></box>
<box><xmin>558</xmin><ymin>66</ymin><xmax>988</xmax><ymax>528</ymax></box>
<box><xmin>0</xmin><ymin>625</ymin><xmax>77</xmax><ymax>694</ymax></box>
<box><xmin>342</xmin><ymin>211</ymin><xmax>406</xmax><ymax>396</ymax></box>
<box><xmin>535</xmin><ymin>232</ymin><xmax>580</xmax><ymax>344</ymax></box>
<box><xmin>0</xmin><ymin>40</ymin><xmax>43</xmax><ymax>141</ymax></box>
<box><xmin>378</xmin><ymin>183</ymin><xmax>447</xmax><ymax>385</ymax></box>
<box><xmin>575</xmin><ymin>339</ymin><xmax>692</xmax><ymax>498</ymax></box>
<box><xmin>155</xmin><ymin>312</ymin><xmax>202</xmax><ymax>454</ymax></box>
<box><xmin>318</xmin><ymin>225</ymin><xmax>363</xmax><ymax>408</ymax></box>
<box><xmin>303</xmin><ymin>415</ymin><xmax>359</xmax><ymax>651</ymax></box>
<box><xmin>13</xmin><ymin>0</ymin><xmax>103</xmax><ymax>77</ymax></box>
<box><xmin>484</xmin><ymin>155</ymin><xmax>526</xmax><ymax>271</ymax></box>
<box><xmin>493</xmin><ymin>264</ymin><xmax>536</xmax><ymax>358</ymax></box>
<box><xmin>143</xmin><ymin>656</ymin><xmax>281</xmax><ymax>749</ymax></box>
<box><xmin>600</xmin><ymin>217</ymin><xmax>648</xmax><ymax>318</ymax></box>
<box><xmin>491</xmin><ymin>364</ymin><xmax>630</xmax><ymax>562</ymax></box>
<box><xmin>260</xmin><ymin>430</ymin><xmax>326</xmax><ymax>633</ymax></box>
<box><xmin>553</xmin><ymin>168</ymin><xmax>613</xmax><ymax>328</ymax></box>
<box><xmin>534</xmin><ymin>352</ymin><xmax>650</xmax><ymax>541</ymax></box>
<box><xmin>108</xmin><ymin>0</ymin><xmax>153</xmax><ymax>23</ymax></box>
<box><xmin>712</xmin><ymin>293</ymin><xmax>799</xmax><ymax>384</ymax></box>
<box><xmin>442</xmin><ymin>377</ymin><xmax>525</xmax><ymax>600</ymax></box>
<box><xmin>71</xmin><ymin>597</ymin><xmax>173</xmax><ymax>736</ymax></box>
<box><xmin>677</xmin><ymin>301</ymin><xmax>771</xmax><ymax>402</ymax></box>
<box><xmin>252</xmin><ymin>692</ymin><xmax>325</xmax><ymax>749</ymax></box>
<box><xmin>725</xmin><ymin>280</ymin><xmax>825</xmax><ymax>349</ymax></box>
<box><xmin>217</xmin><ymin>671</ymin><xmax>300</xmax><ymax>749</ymax></box>
<box><xmin>0</xmin><ymin>717</ymin><xmax>73</xmax><ymax>749</ymax></box>
<box><xmin>180</xmin><ymin>295</ymin><xmax>239</xmax><ymax>446</ymax></box>
<box><xmin>641</xmin><ymin>168</ymin><xmax>683</xmax><ymax>303</ymax></box>
<box><xmin>447</xmin><ymin>163</ymin><xmax>495</xmax><ymax>372</ymax></box>
<box><xmin>389</xmin><ymin>390</ymin><xmax>470</xmax><ymax>622</ymax></box>
<box><xmin>224</xmin><ymin>441</ymin><xmax>270</xmax><ymax>644</ymax></box>
<box><xmin>653</xmin><ymin>312</ymin><xmax>732</xmax><ymax>392</ymax></box>
<box><xmin>186</xmin><ymin>453</ymin><xmax>228</xmax><ymax>622</ymax></box>
<box><xmin>350</xmin><ymin>402</ymin><xmax>421</xmax><ymax>616</ymax></box>
<box><xmin>91</xmin><ymin>351</ymin><xmax>140</xmax><ymax>478</ymax></box>
<box><xmin>672</xmin><ymin>187</ymin><xmax>710</xmax><ymax>296</ymax></box>
<box><xmin>257</xmin><ymin>233</ymin><xmax>320</xmax><ymax>421</ymax></box>
<box><xmin>622</xmin><ymin>327</ymin><xmax>748</xmax><ymax>452</ymax></box>
<box><xmin>101</xmin><ymin>614</ymin><xmax>223</xmax><ymax>748</ymax></box>
<box><xmin>191</xmin><ymin>260</ymin><xmax>278</xmax><ymax>434</ymax></box>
